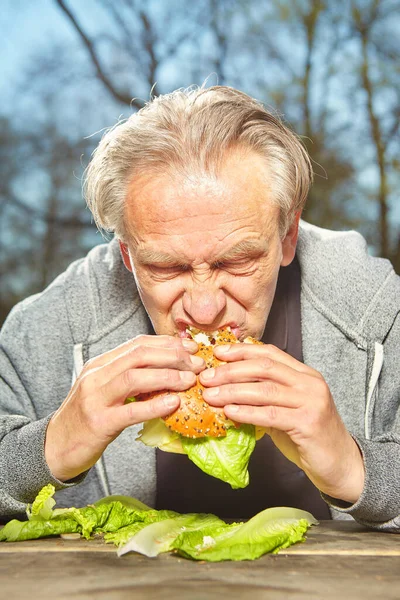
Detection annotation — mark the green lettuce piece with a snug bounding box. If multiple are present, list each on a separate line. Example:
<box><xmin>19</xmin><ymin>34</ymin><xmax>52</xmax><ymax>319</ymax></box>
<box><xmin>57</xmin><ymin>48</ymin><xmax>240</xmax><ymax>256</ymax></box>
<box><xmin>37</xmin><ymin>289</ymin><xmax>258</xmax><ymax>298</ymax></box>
<box><xmin>173</xmin><ymin>506</ymin><xmax>318</xmax><ymax>561</ymax></box>
<box><xmin>117</xmin><ymin>513</ymin><xmax>226</xmax><ymax>557</ymax></box>
<box><xmin>0</xmin><ymin>485</ymin><xmax>161</xmax><ymax>542</ymax></box>
<box><xmin>0</xmin><ymin>486</ymin><xmax>318</xmax><ymax>562</ymax></box>
<box><xmin>138</xmin><ymin>419</ymin><xmax>257</xmax><ymax>488</ymax></box>
<box><xmin>26</xmin><ymin>483</ymin><xmax>56</xmax><ymax>520</ymax></box>
<box><xmin>181</xmin><ymin>424</ymin><xmax>256</xmax><ymax>489</ymax></box>
<box><xmin>104</xmin><ymin>521</ymin><xmax>151</xmax><ymax>547</ymax></box>
<box><xmin>93</xmin><ymin>495</ymin><xmax>152</xmax><ymax>512</ymax></box>
<box><xmin>105</xmin><ymin>509</ymin><xmax>180</xmax><ymax>547</ymax></box>
<box><xmin>137</xmin><ymin>418</ymin><xmax>186</xmax><ymax>454</ymax></box>
<box><xmin>0</xmin><ymin>514</ymin><xmax>81</xmax><ymax>542</ymax></box>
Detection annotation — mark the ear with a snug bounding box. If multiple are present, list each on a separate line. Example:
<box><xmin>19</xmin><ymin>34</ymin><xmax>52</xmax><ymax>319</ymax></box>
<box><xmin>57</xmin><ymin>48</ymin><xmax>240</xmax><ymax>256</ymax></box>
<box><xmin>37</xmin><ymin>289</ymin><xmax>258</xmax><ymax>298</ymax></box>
<box><xmin>280</xmin><ymin>211</ymin><xmax>301</xmax><ymax>267</ymax></box>
<box><xmin>119</xmin><ymin>241</ymin><xmax>133</xmax><ymax>273</ymax></box>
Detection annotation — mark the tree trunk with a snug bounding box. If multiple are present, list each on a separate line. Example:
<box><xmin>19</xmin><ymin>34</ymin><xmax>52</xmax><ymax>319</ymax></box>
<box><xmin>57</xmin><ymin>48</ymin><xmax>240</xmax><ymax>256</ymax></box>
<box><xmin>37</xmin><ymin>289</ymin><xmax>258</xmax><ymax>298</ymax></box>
<box><xmin>359</xmin><ymin>28</ymin><xmax>389</xmax><ymax>258</ymax></box>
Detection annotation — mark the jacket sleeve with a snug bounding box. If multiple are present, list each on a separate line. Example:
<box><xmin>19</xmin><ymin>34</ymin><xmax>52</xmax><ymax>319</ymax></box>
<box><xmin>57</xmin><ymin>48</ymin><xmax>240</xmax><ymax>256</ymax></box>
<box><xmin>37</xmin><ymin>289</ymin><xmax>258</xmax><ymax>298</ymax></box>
<box><xmin>0</xmin><ymin>287</ymin><xmax>86</xmax><ymax>520</ymax></box>
<box><xmin>322</xmin><ymin>435</ymin><xmax>400</xmax><ymax>532</ymax></box>
<box><xmin>322</xmin><ymin>313</ymin><xmax>400</xmax><ymax>532</ymax></box>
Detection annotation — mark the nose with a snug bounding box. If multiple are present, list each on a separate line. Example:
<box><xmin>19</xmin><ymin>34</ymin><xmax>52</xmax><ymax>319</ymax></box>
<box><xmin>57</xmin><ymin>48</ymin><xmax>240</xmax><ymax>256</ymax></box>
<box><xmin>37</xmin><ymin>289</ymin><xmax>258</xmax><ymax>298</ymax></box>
<box><xmin>182</xmin><ymin>285</ymin><xmax>227</xmax><ymax>326</ymax></box>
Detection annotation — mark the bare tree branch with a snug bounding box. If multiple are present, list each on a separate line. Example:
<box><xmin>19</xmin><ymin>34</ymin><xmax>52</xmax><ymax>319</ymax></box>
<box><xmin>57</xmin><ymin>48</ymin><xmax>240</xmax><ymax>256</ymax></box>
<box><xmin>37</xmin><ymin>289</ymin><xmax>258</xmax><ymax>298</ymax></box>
<box><xmin>302</xmin><ymin>2</ymin><xmax>324</xmax><ymax>141</ymax></box>
<box><xmin>55</xmin><ymin>0</ymin><xmax>143</xmax><ymax>108</ymax></box>
<box><xmin>386</xmin><ymin>106</ymin><xmax>400</xmax><ymax>148</ymax></box>
<box><xmin>352</xmin><ymin>0</ymin><xmax>390</xmax><ymax>257</ymax></box>
<box><xmin>139</xmin><ymin>10</ymin><xmax>158</xmax><ymax>87</ymax></box>
<box><xmin>209</xmin><ymin>0</ymin><xmax>228</xmax><ymax>84</ymax></box>
<box><xmin>98</xmin><ymin>0</ymin><xmax>141</xmax><ymax>61</ymax></box>
<box><xmin>3</xmin><ymin>193</ymin><xmax>93</xmax><ymax>229</ymax></box>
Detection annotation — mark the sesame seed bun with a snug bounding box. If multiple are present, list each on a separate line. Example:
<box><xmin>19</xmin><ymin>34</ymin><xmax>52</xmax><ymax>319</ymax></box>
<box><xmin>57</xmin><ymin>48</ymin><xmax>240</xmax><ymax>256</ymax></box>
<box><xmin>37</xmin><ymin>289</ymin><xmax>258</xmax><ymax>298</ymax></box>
<box><xmin>138</xmin><ymin>328</ymin><xmax>261</xmax><ymax>439</ymax></box>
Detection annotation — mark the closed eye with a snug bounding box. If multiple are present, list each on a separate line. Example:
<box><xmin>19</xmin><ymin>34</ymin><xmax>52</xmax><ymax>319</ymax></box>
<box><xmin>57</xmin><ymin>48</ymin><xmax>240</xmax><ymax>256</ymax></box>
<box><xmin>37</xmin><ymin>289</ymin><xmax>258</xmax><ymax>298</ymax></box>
<box><xmin>212</xmin><ymin>259</ymin><xmax>257</xmax><ymax>275</ymax></box>
<box><xmin>147</xmin><ymin>264</ymin><xmax>189</xmax><ymax>280</ymax></box>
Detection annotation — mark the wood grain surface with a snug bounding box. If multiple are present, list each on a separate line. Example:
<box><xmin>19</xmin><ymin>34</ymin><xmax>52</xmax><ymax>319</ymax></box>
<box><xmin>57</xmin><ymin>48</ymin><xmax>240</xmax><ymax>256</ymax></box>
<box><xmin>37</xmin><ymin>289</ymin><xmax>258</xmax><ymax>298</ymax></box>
<box><xmin>1</xmin><ymin>521</ymin><xmax>399</xmax><ymax>600</ymax></box>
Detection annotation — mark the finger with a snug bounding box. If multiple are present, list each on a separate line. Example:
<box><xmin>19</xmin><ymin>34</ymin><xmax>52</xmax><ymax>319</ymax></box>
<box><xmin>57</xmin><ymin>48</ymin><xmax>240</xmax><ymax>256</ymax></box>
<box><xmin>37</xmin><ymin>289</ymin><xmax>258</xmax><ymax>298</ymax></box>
<box><xmin>100</xmin><ymin>367</ymin><xmax>197</xmax><ymax>405</ymax></box>
<box><xmin>109</xmin><ymin>393</ymin><xmax>181</xmax><ymax>432</ymax></box>
<box><xmin>85</xmin><ymin>344</ymin><xmax>204</xmax><ymax>389</ymax></box>
<box><xmin>214</xmin><ymin>343</ymin><xmax>316</xmax><ymax>375</ymax></box>
<box><xmin>85</xmin><ymin>335</ymin><xmax>198</xmax><ymax>370</ymax></box>
<box><xmin>202</xmin><ymin>381</ymin><xmax>299</xmax><ymax>408</ymax></box>
<box><xmin>199</xmin><ymin>356</ymin><xmax>301</xmax><ymax>388</ymax></box>
<box><xmin>224</xmin><ymin>403</ymin><xmax>297</xmax><ymax>431</ymax></box>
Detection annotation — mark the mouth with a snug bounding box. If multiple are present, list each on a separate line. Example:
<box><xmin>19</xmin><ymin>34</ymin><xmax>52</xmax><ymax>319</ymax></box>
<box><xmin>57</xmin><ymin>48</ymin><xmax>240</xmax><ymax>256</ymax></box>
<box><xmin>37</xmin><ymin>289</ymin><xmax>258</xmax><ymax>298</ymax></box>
<box><xmin>176</xmin><ymin>322</ymin><xmax>241</xmax><ymax>340</ymax></box>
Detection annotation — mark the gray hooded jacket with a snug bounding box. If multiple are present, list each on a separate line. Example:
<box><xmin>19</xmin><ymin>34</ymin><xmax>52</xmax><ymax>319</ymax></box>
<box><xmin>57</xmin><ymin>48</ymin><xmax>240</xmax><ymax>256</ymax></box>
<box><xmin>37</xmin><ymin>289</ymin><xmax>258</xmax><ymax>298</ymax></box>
<box><xmin>1</xmin><ymin>222</ymin><xmax>400</xmax><ymax>531</ymax></box>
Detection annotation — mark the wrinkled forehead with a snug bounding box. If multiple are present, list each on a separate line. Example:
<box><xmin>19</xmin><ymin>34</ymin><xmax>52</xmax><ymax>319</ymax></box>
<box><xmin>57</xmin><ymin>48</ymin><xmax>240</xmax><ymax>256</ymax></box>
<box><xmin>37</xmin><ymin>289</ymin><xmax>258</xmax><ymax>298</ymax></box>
<box><xmin>124</xmin><ymin>150</ymin><xmax>280</xmax><ymax>240</ymax></box>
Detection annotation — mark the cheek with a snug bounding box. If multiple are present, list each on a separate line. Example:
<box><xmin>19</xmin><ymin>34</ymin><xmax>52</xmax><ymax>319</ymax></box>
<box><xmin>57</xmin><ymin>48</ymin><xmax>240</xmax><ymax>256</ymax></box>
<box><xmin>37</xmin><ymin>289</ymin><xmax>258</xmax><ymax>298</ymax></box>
<box><xmin>232</xmin><ymin>267</ymin><xmax>279</xmax><ymax>312</ymax></box>
<box><xmin>134</xmin><ymin>272</ymin><xmax>182</xmax><ymax>312</ymax></box>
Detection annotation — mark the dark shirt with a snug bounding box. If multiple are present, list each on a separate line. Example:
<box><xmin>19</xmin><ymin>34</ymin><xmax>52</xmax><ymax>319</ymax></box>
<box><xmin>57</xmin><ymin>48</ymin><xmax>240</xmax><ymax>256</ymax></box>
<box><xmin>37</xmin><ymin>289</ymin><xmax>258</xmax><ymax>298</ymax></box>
<box><xmin>155</xmin><ymin>257</ymin><xmax>331</xmax><ymax>520</ymax></box>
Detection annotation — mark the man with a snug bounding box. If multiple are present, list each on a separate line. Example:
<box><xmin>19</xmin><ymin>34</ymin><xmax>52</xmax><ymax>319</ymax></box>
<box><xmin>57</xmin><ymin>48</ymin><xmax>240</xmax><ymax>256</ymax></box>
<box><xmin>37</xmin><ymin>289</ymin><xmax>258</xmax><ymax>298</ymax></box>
<box><xmin>1</xmin><ymin>86</ymin><xmax>399</xmax><ymax>530</ymax></box>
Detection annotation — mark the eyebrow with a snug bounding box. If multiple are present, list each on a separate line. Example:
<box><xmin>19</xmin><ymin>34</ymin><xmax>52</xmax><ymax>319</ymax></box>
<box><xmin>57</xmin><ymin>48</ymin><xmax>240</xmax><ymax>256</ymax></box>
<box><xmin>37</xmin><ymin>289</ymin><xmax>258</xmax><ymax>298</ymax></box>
<box><xmin>135</xmin><ymin>249</ymin><xmax>184</xmax><ymax>266</ymax></box>
<box><xmin>215</xmin><ymin>239</ymin><xmax>268</xmax><ymax>262</ymax></box>
<box><xmin>136</xmin><ymin>239</ymin><xmax>268</xmax><ymax>267</ymax></box>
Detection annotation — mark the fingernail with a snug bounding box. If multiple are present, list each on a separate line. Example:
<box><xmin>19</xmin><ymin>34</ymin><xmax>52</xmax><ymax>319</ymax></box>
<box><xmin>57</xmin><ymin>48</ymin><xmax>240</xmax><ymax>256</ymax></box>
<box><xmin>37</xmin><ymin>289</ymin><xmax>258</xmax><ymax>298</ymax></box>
<box><xmin>226</xmin><ymin>404</ymin><xmax>239</xmax><ymax>413</ymax></box>
<box><xmin>182</xmin><ymin>339</ymin><xmax>198</xmax><ymax>351</ymax></box>
<box><xmin>180</xmin><ymin>371</ymin><xmax>196</xmax><ymax>383</ymax></box>
<box><xmin>190</xmin><ymin>355</ymin><xmax>204</xmax><ymax>367</ymax></box>
<box><xmin>204</xmin><ymin>386</ymin><xmax>219</xmax><ymax>397</ymax></box>
<box><xmin>201</xmin><ymin>368</ymin><xmax>215</xmax><ymax>380</ymax></box>
<box><xmin>215</xmin><ymin>344</ymin><xmax>231</xmax><ymax>354</ymax></box>
<box><xmin>164</xmin><ymin>395</ymin><xmax>180</xmax><ymax>409</ymax></box>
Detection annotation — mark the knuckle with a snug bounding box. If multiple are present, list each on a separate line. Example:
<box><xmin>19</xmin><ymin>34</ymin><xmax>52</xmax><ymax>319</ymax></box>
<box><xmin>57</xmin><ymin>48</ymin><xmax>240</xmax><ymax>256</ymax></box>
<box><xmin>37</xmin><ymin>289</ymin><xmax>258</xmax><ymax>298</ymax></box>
<box><xmin>222</xmin><ymin>362</ymin><xmax>234</xmax><ymax>378</ymax></box>
<box><xmin>128</xmin><ymin>344</ymin><xmax>144</xmax><ymax>359</ymax></box>
<box><xmin>260</xmin><ymin>380</ymin><xmax>278</xmax><ymax>399</ymax></box>
<box><xmin>173</xmin><ymin>347</ymin><xmax>187</xmax><ymax>365</ymax></box>
<box><xmin>263</xmin><ymin>344</ymin><xmax>276</xmax><ymax>355</ymax></box>
<box><xmin>128</xmin><ymin>345</ymin><xmax>152</xmax><ymax>367</ymax></box>
<box><xmin>312</xmin><ymin>376</ymin><xmax>330</xmax><ymax>400</ymax></box>
<box><xmin>77</xmin><ymin>373</ymin><xmax>93</xmax><ymax>396</ymax></box>
<box><xmin>160</xmin><ymin>368</ymin><xmax>180</xmax><ymax>385</ymax></box>
<box><xmin>125</xmin><ymin>400</ymin><xmax>140</xmax><ymax>423</ymax></box>
<box><xmin>131</xmin><ymin>334</ymin><xmax>148</xmax><ymax>345</ymax></box>
<box><xmin>225</xmin><ymin>383</ymin><xmax>238</xmax><ymax>399</ymax></box>
<box><xmin>144</xmin><ymin>395</ymin><xmax>165</xmax><ymax>418</ymax></box>
<box><xmin>264</xmin><ymin>404</ymin><xmax>279</xmax><ymax>423</ymax></box>
<box><xmin>260</xmin><ymin>357</ymin><xmax>274</xmax><ymax>371</ymax></box>
<box><xmin>122</xmin><ymin>368</ymin><xmax>136</xmax><ymax>389</ymax></box>
<box><xmin>86</xmin><ymin>408</ymin><xmax>104</xmax><ymax>432</ymax></box>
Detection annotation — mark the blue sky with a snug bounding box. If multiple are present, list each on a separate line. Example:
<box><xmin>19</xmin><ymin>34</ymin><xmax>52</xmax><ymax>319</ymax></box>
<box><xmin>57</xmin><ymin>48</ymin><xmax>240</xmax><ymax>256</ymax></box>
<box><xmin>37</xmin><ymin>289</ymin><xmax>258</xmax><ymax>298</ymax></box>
<box><xmin>1</xmin><ymin>1</ymin><xmax>70</xmax><ymax>108</ymax></box>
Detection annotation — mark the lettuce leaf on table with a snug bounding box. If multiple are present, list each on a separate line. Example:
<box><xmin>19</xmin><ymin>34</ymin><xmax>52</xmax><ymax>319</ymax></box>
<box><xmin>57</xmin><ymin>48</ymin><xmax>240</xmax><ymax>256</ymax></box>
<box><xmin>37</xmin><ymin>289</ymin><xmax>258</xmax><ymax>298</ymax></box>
<box><xmin>174</xmin><ymin>506</ymin><xmax>318</xmax><ymax>561</ymax></box>
<box><xmin>117</xmin><ymin>506</ymin><xmax>317</xmax><ymax>561</ymax></box>
<box><xmin>0</xmin><ymin>486</ymin><xmax>318</xmax><ymax>561</ymax></box>
<box><xmin>0</xmin><ymin>485</ymin><xmax>177</xmax><ymax>542</ymax></box>
<box><xmin>117</xmin><ymin>513</ymin><xmax>226</xmax><ymax>557</ymax></box>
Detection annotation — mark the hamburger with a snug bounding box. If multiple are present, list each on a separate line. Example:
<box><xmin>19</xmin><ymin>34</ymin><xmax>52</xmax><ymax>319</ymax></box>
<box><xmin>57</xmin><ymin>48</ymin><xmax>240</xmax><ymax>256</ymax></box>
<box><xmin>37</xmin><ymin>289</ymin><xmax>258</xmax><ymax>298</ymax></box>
<box><xmin>135</xmin><ymin>327</ymin><xmax>264</xmax><ymax>488</ymax></box>
<box><xmin>137</xmin><ymin>327</ymin><xmax>262</xmax><ymax>438</ymax></box>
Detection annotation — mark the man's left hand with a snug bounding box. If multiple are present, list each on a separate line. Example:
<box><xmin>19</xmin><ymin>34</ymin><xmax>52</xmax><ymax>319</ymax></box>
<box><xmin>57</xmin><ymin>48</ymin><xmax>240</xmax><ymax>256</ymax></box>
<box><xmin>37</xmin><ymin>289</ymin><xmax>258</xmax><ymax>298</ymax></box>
<box><xmin>200</xmin><ymin>343</ymin><xmax>365</xmax><ymax>504</ymax></box>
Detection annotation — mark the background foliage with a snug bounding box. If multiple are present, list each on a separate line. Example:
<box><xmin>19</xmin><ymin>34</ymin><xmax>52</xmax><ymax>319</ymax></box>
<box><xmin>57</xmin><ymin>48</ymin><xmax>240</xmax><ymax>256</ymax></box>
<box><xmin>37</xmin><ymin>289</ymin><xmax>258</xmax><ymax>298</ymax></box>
<box><xmin>1</xmin><ymin>0</ymin><xmax>400</xmax><ymax>324</ymax></box>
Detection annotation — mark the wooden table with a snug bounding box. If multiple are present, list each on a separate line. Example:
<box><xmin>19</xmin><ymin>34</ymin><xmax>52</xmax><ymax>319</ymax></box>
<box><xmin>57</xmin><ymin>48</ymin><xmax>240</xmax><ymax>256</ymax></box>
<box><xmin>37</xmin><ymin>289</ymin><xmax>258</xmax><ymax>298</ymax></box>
<box><xmin>1</xmin><ymin>520</ymin><xmax>399</xmax><ymax>599</ymax></box>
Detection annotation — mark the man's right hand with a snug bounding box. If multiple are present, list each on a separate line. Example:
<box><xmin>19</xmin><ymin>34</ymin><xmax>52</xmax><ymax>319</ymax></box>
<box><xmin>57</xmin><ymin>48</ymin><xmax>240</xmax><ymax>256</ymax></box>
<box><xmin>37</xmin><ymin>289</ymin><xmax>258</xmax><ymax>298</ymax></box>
<box><xmin>45</xmin><ymin>335</ymin><xmax>203</xmax><ymax>482</ymax></box>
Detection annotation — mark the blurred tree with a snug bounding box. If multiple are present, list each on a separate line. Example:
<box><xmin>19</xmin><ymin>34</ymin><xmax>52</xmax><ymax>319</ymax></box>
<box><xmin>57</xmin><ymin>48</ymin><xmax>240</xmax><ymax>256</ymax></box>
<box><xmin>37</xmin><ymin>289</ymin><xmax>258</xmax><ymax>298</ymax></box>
<box><xmin>54</xmin><ymin>0</ymin><xmax>361</xmax><ymax>232</ymax></box>
<box><xmin>0</xmin><ymin>117</ymin><xmax>97</xmax><ymax>324</ymax></box>
<box><xmin>350</xmin><ymin>0</ymin><xmax>400</xmax><ymax>262</ymax></box>
<box><xmin>224</xmin><ymin>0</ymin><xmax>360</xmax><ymax>231</ymax></box>
<box><xmin>2</xmin><ymin>0</ymin><xmax>400</xmax><ymax>326</ymax></box>
<box><xmin>55</xmin><ymin>0</ymin><xmax>205</xmax><ymax>105</ymax></box>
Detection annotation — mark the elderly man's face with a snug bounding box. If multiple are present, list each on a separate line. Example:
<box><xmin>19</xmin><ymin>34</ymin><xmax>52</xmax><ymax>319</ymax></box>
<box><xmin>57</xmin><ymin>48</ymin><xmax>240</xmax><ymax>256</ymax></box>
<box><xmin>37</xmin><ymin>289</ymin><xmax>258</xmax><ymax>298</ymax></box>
<box><xmin>120</xmin><ymin>150</ymin><xmax>299</xmax><ymax>341</ymax></box>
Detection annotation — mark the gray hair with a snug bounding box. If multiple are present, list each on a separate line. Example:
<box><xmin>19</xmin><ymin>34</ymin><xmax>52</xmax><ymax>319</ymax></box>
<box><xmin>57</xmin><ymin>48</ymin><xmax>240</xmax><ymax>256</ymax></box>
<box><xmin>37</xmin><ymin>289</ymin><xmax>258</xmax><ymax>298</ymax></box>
<box><xmin>84</xmin><ymin>85</ymin><xmax>313</xmax><ymax>240</ymax></box>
